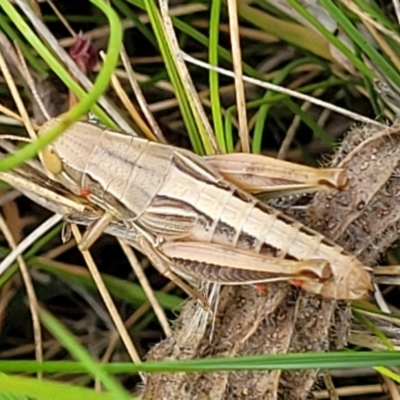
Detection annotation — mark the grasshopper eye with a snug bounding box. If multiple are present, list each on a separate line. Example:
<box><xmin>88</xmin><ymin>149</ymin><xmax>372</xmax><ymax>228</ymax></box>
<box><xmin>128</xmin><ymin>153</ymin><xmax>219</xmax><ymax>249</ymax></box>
<box><xmin>42</xmin><ymin>147</ymin><xmax>63</xmax><ymax>175</ymax></box>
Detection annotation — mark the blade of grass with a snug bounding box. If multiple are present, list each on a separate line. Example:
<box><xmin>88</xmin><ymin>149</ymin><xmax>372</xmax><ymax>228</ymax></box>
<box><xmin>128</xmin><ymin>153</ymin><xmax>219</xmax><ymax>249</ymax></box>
<box><xmin>39</xmin><ymin>308</ymin><xmax>132</xmax><ymax>400</ymax></box>
<box><xmin>141</xmin><ymin>0</ymin><xmax>205</xmax><ymax>154</ymax></box>
<box><xmin>2</xmin><ymin>351</ymin><xmax>400</xmax><ymax>374</ymax></box>
<box><xmin>0</xmin><ymin>374</ymin><xmax>128</xmax><ymax>400</ymax></box>
<box><xmin>209</xmin><ymin>0</ymin><xmax>226</xmax><ymax>152</ymax></box>
<box><xmin>375</xmin><ymin>367</ymin><xmax>400</xmax><ymax>384</ymax></box>
<box><xmin>159</xmin><ymin>0</ymin><xmax>218</xmax><ymax>154</ymax></box>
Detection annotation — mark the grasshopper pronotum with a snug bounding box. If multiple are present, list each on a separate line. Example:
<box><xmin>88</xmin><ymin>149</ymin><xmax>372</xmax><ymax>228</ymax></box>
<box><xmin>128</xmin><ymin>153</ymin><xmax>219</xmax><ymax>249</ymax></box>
<box><xmin>37</xmin><ymin>118</ymin><xmax>373</xmax><ymax>301</ymax></box>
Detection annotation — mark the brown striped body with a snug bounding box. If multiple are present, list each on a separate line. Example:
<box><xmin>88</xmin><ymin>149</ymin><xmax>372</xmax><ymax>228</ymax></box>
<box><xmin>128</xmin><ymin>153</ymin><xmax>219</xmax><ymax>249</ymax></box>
<box><xmin>40</xmin><ymin>120</ymin><xmax>372</xmax><ymax>300</ymax></box>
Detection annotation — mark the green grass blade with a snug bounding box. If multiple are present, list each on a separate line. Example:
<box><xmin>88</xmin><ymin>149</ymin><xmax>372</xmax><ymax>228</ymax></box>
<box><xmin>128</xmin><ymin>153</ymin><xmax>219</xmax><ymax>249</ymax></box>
<box><xmin>0</xmin><ymin>375</ymin><xmax>127</xmax><ymax>400</ymax></box>
<box><xmin>39</xmin><ymin>309</ymin><xmax>132</xmax><ymax>400</ymax></box>
<box><xmin>141</xmin><ymin>0</ymin><xmax>205</xmax><ymax>154</ymax></box>
<box><xmin>2</xmin><ymin>351</ymin><xmax>400</xmax><ymax>374</ymax></box>
<box><xmin>209</xmin><ymin>0</ymin><xmax>226</xmax><ymax>152</ymax></box>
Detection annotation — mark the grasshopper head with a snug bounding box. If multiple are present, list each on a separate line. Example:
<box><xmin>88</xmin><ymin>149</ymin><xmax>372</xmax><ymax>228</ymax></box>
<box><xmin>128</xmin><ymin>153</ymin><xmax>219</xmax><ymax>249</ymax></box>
<box><xmin>38</xmin><ymin>119</ymin><xmax>94</xmax><ymax>195</ymax></box>
<box><xmin>38</xmin><ymin>118</ymin><xmax>64</xmax><ymax>175</ymax></box>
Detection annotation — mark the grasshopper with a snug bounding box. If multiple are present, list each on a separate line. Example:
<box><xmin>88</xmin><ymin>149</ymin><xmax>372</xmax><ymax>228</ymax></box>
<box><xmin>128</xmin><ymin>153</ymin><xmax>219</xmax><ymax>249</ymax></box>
<box><xmin>37</xmin><ymin>118</ymin><xmax>372</xmax><ymax>301</ymax></box>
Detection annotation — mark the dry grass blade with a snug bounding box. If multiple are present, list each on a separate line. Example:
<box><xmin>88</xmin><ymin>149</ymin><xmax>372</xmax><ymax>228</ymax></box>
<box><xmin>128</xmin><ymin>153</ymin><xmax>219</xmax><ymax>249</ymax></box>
<box><xmin>70</xmin><ymin>225</ymin><xmax>144</xmax><ymax>374</ymax></box>
<box><xmin>45</xmin><ymin>0</ymin><xmax>76</xmax><ymax>38</ymax></box>
<box><xmin>15</xmin><ymin>43</ymin><xmax>52</xmax><ymax>124</ymax></box>
<box><xmin>0</xmin><ymin>47</ymin><xmax>37</xmax><ymax>141</ymax></box>
<box><xmin>117</xmin><ymin>238</ymin><xmax>172</xmax><ymax>337</ymax></box>
<box><xmin>100</xmin><ymin>281</ymin><xmax>175</xmax><ymax>367</ymax></box>
<box><xmin>322</xmin><ymin>373</ymin><xmax>339</xmax><ymax>400</ymax></box>
<box><xmin>158</xmin><ymin>0</ymin><xmax>219</xmax><ymax>153</ymax></box>
<box><xmin>0</xmin><ymin>170</ymin><xmax>85</xmax><ymax>213</ymax></box>
<box><xmin>394</xmin><ymin>0</ymin><xmax>400</xmax><ymax>25</ymax></box>
<box><xmin>0</xmin><ymin>212</ymin><xmax>43</xmax><ymax>376</ymax></box>
<box><xmin>226</xmin><ymin>0</ymin><xmax>249</xmax><ymax>153</ymax></box>
<box><xmin>313</xmin><ymin>384</ymin><xmax>384</xmax><ymax>399</ymax></box>
<box><xmin>101</xmin><ymin>51</ymin><xmax>160</xmax><ymax>142</ymax></box>
<box><xmin>0</xmin><ymin>104</ymin><xmax>31</xmax><ymax>127</ymax></box>
<box><xmin>119</xmin><ymin>47</ymin><xmax>167</xmax><ymax>143</ymax></box>
<box><xmin>342</xmin><ymin>0</ymin><xmax>400</xmax><ymax>46</ymax></box>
